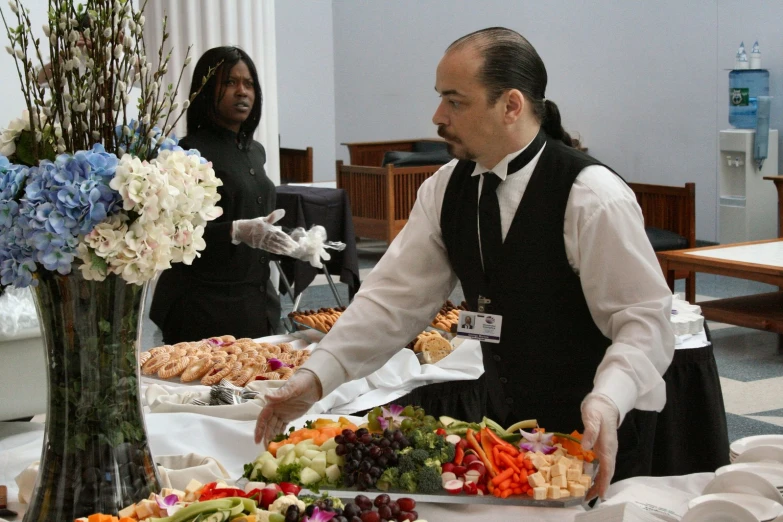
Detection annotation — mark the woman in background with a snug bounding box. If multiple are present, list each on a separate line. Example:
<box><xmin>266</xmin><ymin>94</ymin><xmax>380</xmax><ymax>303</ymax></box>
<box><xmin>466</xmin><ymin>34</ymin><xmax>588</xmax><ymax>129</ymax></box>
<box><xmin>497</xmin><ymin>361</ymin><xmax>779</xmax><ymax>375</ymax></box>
<box><xmin>151</xmin><ymin>46</ymin><xmax>297</xmax><ymax>344</ymax></box>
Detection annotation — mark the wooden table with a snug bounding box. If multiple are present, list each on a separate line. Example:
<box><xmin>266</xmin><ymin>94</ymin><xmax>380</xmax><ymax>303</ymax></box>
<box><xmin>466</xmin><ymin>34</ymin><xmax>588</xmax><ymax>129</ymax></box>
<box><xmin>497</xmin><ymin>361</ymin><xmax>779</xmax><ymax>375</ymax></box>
<box><xmin>657</xmin><ymin>239</ymin><xmax>783</xmax><ymax>352</ymax></box>
<box><xmin>764</xmin><ymin>175</ymin><xmax>783</xmax><ymax>238</ymax></box>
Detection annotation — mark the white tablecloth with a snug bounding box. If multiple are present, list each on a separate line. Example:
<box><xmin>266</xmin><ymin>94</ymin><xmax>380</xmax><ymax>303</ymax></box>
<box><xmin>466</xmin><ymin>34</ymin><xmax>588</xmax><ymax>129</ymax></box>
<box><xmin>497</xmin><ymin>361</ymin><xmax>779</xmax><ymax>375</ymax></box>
<box><xmin>0</xmin><ymin>412</ymin><xmax>715</xmax><ymax>522</ymax></box>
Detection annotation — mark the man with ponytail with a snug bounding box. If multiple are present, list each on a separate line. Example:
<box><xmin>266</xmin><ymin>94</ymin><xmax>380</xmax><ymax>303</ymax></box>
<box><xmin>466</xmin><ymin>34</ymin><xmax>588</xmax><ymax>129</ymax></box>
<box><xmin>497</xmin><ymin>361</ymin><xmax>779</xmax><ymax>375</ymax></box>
<box><xmin>255</xmin><ymin>28</ymin><xmax>673</xmax><ymax>500</ymax></box>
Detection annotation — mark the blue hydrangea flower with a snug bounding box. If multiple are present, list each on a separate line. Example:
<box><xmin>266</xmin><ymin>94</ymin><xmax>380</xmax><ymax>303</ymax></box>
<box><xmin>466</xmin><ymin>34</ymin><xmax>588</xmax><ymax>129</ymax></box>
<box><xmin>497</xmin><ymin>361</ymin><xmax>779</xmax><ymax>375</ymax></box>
<box><xmin>14</xmin><ymin>144</ymin><xmax>121</xmax><ymax>281</ymax></box>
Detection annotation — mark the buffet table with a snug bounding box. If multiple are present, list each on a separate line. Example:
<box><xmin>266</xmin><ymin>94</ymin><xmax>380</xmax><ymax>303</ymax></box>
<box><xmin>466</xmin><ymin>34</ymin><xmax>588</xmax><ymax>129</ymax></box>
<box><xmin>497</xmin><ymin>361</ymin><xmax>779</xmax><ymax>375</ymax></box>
<box><xmin>0</xmin><ymin>412</ymin><xmax>715</xmax><ymax>522</ymax></box>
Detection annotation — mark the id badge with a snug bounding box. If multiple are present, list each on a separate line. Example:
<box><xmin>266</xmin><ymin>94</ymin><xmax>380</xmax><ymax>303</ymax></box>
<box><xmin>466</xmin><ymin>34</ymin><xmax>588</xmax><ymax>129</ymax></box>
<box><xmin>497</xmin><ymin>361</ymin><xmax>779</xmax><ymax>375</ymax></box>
<box><xmin>456</xmin><ymin>309</ymin><xmax>502</xmax><ymax>343</ymax></box>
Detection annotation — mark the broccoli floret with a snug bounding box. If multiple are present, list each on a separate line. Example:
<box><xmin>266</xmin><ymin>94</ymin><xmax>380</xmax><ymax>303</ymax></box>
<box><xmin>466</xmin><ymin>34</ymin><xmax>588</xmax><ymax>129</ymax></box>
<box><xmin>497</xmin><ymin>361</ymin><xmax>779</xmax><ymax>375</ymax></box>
<box><xmin>410</xmin><ymin>448</ymin><xmax>429</xmax><ymax>465</ymax></box>
<box><xmin>440</xmin><ymin>442</ymin><xmax>456</xmax><ymax>464</ymax></box>
<box><xmin>423</xmin><ymin>458</ymin><xmax>442</xmax><ymax>474</ymax></box>
<box><xmin>409</xmin><ymin>429</ymin><xmax>434</xmax><ymax>450</ymax></box>
<box><xmin>415</xmin><ymin>465</ymin><xmax>442</xmax><ymax>494</ymax></box>
<box><xmin>398</xmin><ymin>453</ymin><xmax>417</xmax><ymax>474</ymax></box>
<box><xmin>399</xmin><ymin>471</ymin><xmax>418</xmax><ymax>493</ymax></box>
<box><xmin>376</xmin><ymin>467</ymin><xmax>400</xmax><ymax>491</ymax></box>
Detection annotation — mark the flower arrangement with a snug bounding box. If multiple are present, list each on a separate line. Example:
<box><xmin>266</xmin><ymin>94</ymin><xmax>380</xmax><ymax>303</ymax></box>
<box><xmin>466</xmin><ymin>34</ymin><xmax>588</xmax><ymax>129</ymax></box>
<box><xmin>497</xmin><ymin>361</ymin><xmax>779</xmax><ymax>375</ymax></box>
<box><xmin>0</xmin><ymin>0</ymin><xmax>223</xmax><ymax>291</ymax></box>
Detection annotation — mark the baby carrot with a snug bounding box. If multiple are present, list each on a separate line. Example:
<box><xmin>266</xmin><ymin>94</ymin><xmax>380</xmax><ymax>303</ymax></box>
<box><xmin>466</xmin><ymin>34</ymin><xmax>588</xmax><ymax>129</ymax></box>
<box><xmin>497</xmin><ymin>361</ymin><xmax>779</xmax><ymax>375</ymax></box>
<box><xmin>498</xmin><ymin>452</ymin><xmax>521</xmax><ymax>474</ymax></box>
<box><xmin>501</xmin><ymin>489</ymin><xmax>512</xmax><ymax>499</ymax></box>
<box><xmin>491</xmin><ymin>467</ymin><xmax>515</xmax><ymax>486</ymax></box>
<box><xmin>498</xmin><ymin>478</ymin><xmax>512</xmax><ymax>491</ymax></box>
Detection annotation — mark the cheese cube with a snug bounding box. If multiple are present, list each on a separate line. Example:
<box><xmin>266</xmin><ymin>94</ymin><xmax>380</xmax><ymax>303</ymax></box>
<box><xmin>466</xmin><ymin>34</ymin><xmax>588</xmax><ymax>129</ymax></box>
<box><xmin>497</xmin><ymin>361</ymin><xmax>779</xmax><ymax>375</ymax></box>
<box><xmin>528</xmin><ymin>471</ymin><xmax>547</xmax><ymax>488</ymax></box>
<box><xmin>135</xmin><ymin>499</ymin><xmax>159</xmax><ymax>519</ymax></box>
<box><xmin>184</xmin><ymin>478</ymin><xmax>204</xmax><ymax>502</ymax></box>
<box><xmin>538</xmin><ymin>466</ymin><xmax>551</xmax><ymax>482</ymax></box>
<box><xmin>560</xmin><ymin>488</ymin><xmax>570</xmax><ymax>498</ymax></box>
<box><xmin>161</xmin><ymin>488</ymin><xmax>185</xmax><ymax>501</ymax></box>
<box><xmin>118</xmin><ymin>504</ymin><xmax>137</xmax><ymax>519</ymax></box>
<box><xmin>533</xmin><ymin>486</ymin><xmax>548</xmax><ymax>500</ymax></box>
<box><xmin>551</xmin><ymin>474</ymin><xmax>567</xmax><ymax>488</ymax></box>
<box><xmin>569</xmin><ymin>459</ymin><xmax>584</xmax><ymax>473</ymax></box>
<box><xmin>569</xmin><ymin>483</ymin><xmax>586</xmax><ymax>497</ymax></box>
<box><xmin>551</xmin><ymin>463</ymin><xmax>567</xmax><ymax>478</ymax></box>
<box><xmin>579</xmin><ymin>475</ymin><xmax>592</xmax><ymax>489</ymax></box>
<box><xmin>531</xmin><ymin>453</ymin><xmax>548</xmax><ymax>470</ymax></box>
<box><xmin>566</xmin><ymin>468</ymin><xmax>581</xmax><ymax>481</ymax></box>
<box><xmin>547</xmin><ymin>485</ymin><xmax>561</xmax><ymax>499</ymax></box>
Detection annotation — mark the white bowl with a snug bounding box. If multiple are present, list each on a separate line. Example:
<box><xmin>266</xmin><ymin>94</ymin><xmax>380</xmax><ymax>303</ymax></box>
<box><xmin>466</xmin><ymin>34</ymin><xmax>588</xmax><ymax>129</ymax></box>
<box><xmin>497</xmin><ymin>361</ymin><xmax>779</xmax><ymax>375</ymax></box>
<box><xmin>703</xmin><ymin>470</ymin><xmax>783</xmax><ymax>505</ymax></box>
<box><xmin>688</xmin><ymin>494</ymin><xmax>783</xmax><ymax>521</ymax></box>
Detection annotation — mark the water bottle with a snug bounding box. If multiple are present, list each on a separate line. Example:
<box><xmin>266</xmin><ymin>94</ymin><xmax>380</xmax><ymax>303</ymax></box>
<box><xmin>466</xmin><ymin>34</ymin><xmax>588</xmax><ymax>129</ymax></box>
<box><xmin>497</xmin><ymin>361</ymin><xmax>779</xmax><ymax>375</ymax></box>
<box><xmin>729</xmin><ymin>41</ymin><xmax>769</xmax><ymax>129</ymax></box>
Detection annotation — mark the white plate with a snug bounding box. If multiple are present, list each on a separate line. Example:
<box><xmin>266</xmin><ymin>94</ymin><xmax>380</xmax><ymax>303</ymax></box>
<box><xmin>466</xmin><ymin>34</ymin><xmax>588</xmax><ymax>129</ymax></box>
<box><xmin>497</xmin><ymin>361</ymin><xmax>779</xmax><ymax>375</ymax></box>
<box><xmin>689</xmin><ymin>494</ymin><xmax>783</xmax><ymax>521</ymax></box>
<box><xmin>732</xmin><ymin>435</ymin><xmax>783</xmax><ymax>455</ymax></box>
<box><xmin>682</xmin><ymin>498</ymin><xmax>759</xmax><ymax>522</ymax></box>
<box><xmin>703</xmin><ymin>470</ymin><xmax>783</xmax><ymax>504</ymax></box>
<box><xmin>717</xmin><ymin>462</ymin><xmax>783</xmax><ymax>489</ymax></box>
<box><xmin>735</xmin><ymin>446</ymin><xmax>783</xmax><ymax>465</ymax></box>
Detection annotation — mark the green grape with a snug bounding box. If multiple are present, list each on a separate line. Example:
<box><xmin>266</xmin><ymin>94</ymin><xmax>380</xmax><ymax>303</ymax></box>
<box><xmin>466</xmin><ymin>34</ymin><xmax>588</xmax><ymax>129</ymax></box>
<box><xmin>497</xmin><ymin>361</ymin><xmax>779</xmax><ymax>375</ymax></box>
<box><xmin>401</xmin><ymin>418</ymin><xmax>413</xmax><ymax>431</ymax></box>
<box><xmin>401</xmin><ymin>405</ymin><xmax>416</xmax><ymax>417</ymax></box>
<box><xmin>414</xmin><ymin>408</ymin><xmax>426</xmax><ymax>420</ymax></box>
<box><xmin>372</xmin><ymin>406</ymin><xmax>383</xmax><ymax>416</ymax></box>
<box><xmin>368</xmin><ymin>418</ymin><xmax>381</xmax><ymax>431</ymax></box>
<box><xmin>368</xmin><ymin>411</ymin><xmax>378</xmax><ymax>422</ymax></box>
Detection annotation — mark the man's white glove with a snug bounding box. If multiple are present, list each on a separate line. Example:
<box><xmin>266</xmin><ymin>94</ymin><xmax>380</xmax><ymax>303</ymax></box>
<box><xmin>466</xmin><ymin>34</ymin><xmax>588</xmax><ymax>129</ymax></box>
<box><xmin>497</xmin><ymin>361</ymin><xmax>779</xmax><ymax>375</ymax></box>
<box><xmin>581</xmin><ymin>393</ymin><xmax>620</xmax><ymax>500</ymax></box>
<box><xmin>232</xmin><ymin>209</ymin><xmax>299</xmax><ymax>255</ymax></box>
<box><xmin>254</xmin><ymin>369</ymin><xmax>323</xmax><ymax>446</ymax></box>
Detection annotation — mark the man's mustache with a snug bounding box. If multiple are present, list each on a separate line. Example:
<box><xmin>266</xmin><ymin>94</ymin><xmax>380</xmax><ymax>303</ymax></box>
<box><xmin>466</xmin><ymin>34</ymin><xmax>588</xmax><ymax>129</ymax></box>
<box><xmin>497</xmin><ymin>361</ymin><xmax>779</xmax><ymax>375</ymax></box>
<box><xmin>437</xmin><ymin>126</ymin><xmax>456</xmax><ymax>141</ymax></box>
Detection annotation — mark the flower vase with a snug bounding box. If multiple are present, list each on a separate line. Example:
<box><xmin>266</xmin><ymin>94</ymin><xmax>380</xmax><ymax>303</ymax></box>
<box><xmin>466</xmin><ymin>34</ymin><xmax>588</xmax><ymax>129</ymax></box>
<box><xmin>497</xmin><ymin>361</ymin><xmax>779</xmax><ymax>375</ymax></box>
<box><xmin>23</xmin><ymin>270</ymin><xmax>160</xmax><ymax>522</ymax></box>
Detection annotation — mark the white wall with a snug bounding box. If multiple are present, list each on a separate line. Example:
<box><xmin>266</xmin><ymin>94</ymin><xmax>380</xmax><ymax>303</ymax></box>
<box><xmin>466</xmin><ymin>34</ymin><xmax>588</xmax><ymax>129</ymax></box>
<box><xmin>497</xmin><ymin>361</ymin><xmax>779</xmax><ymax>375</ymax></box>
<box><xmin>275</xmin><ymin>0</ymin><xmax>336</xmax><ymax>182</ymax></box>
<box><xmin>332</xmin><ymin>0</ymin><xmax>721</xmax><ymax>241</ymax></box>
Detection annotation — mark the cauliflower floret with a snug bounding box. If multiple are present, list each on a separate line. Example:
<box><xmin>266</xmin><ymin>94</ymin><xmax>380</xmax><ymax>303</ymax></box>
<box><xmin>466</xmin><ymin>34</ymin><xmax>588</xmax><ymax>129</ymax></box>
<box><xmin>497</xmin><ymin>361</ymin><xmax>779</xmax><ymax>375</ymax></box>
<box><xmin>269</xmin><ymin>494</ymin><xmax>306</xmax><ymax>515</ymax></box>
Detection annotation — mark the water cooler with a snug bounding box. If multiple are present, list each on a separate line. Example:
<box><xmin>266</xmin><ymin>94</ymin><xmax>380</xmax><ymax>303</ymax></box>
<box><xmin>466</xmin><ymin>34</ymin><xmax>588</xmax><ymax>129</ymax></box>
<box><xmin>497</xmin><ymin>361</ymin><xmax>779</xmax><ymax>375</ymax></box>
<box><xmin>718</xmin><ymin>128</ymin><xmax>778</xmax><ymax>243</ymax></box>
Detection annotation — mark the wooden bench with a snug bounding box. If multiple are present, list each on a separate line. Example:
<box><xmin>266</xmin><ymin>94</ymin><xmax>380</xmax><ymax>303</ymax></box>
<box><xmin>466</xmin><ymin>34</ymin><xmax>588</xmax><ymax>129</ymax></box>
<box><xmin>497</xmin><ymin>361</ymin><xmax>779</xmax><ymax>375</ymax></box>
<box><xmin>337</xmin><ymin>139</ymin><xmax>448</xmax><ymax>242</ymax></box>
<box><xmin>628</xmin><ymin>182</ymin><xmax>696</xmax><ymax>301</ymax></box>
<box><xmin>279</xmin><ymin>146</ymin><xmax>313</xmax><ymax>184</ymax></box>
<box><xmin>336</xmin><ymin>160</ymin><xmax>441</xmax><ymax>242</ymax></box>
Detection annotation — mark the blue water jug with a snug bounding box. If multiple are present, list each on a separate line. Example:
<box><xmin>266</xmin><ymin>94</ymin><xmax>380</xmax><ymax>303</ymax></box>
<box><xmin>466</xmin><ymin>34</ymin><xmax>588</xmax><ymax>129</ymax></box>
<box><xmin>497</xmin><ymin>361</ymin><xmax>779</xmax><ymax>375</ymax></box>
<box><xmin>729</xmin><ymin>69</ymin><xmax>770</xmax><ymax>128</ymax></box>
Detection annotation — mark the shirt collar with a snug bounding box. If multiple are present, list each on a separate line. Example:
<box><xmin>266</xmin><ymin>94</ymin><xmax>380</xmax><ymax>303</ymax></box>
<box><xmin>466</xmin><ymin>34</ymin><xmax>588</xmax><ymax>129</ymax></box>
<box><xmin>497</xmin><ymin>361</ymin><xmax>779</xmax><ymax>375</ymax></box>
<box><xmin>470</xmin><ymin>133</ymin><xmax>544</xmax><ymax>180</ymax></box>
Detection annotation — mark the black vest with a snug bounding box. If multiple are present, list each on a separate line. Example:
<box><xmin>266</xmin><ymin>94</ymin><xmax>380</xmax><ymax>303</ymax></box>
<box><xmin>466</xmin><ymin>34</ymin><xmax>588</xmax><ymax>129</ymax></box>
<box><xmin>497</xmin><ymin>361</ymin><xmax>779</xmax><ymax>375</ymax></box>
<box><xmin>441</xmin><ymin>137</ymin><xmax>613</xmax><ymax>432</ymax></box>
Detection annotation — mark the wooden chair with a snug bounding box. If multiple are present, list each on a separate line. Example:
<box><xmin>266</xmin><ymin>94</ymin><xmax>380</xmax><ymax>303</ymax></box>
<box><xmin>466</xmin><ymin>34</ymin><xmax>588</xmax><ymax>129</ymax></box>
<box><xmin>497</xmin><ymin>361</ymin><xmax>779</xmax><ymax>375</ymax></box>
<box><xmin>279</xmin><ymin>146</ymin><xmax>313</xmax><ymax>184</ymax></box>
<box><xmin>342</xmin><ymin>138</ymin><xmax>445</xmax><ymax>167</ymax></box>
<box><xmin>628</xmin><ymin>182</ymin><xmax>697</xmax><ymax>302</ymax></box>
<box><xmin>336</xmin><ymin>160</ymin><xmax>441</xmax><ymax>242</ymax></box>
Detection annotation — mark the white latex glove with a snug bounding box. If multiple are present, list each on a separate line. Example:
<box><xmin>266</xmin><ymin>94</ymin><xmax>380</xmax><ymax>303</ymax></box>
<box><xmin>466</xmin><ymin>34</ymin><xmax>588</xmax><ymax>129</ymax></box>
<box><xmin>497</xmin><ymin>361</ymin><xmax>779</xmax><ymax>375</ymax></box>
<box><xmin>288</xmin><ymin>225</ymin><xmax>346</xmax><ymax>269</ymax></box>
<box><xmin>254</xmin><ymin>369</ymin><xmax>323</xmax><ymax>446</ymax></box>
<box><xmin>580</xmin><ymin>392</ymin><xmax>620</xmax><ymax>500</ymax></box>
<box><xmin>232</xmin><ymin>209</ymin><xmax>299</xmax><ymax>255</ymax></box>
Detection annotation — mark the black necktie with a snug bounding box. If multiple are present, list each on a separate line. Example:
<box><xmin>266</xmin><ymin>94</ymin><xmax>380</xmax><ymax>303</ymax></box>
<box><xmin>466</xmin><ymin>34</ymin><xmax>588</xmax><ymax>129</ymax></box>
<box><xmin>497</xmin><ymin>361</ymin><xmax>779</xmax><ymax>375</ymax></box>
<box><xmin>478</xmin><ymin>129</ymin><xmax>547</xmax><ymax>275</ymax></box>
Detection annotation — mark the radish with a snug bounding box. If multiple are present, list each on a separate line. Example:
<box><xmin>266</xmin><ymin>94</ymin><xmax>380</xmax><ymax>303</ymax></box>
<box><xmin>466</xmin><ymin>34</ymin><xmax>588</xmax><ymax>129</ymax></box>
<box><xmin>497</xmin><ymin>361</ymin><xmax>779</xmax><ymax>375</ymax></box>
<box><xmin>441</xmin><ymin>462</ymin><xmax>455</xmax><ymax>474</ymax></box>
<box><xmin>462</xmin><ymin>454</ymin><xmax>479</xmax><ymax>466</ymax></box>
<box><xmin>467</xmin><ymin>461</ymin><xmax>486</xmax><ymax>476</ymax></box>
<box><xmin>445</xmin><ymin>434</ymin><xmax>462</xmax><ymax>446</ymax></box>
<box><xmin>458</xmin><ymin>438</ymin><xmax>470</xmax><ymax>450</ymax></box>
<box><xmin>462</xmin><ymin>481</ymin><xmax>478</xmax><ymax>495</ymax></box>
<box><xmin>452</xmin><ymin>465</ymin><xmax>467</xmax><ymax>478</ymax></box>
<box><xmin>464</xmin><ymin>470</ymin><xmax>481</xmax><ymax>483</ymax></box>
<box><xmin>441</xmin><ymin>471</ymin><xmax>457</xmax><ymax>487</ymax></box>
<box><xmin>444</xmin><ymin>479</ymin><xmax>464</xmax><ymax>495</ymax></box>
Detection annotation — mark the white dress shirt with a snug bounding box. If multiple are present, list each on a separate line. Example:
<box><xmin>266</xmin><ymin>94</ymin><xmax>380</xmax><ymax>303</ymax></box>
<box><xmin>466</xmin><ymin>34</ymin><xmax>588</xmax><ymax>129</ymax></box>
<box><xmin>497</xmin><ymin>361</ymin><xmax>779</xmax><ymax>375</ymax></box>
<box><xmin>302</xmin><ymin>140</ymin><xmax>675</xmax><ymax>422</ymax></box>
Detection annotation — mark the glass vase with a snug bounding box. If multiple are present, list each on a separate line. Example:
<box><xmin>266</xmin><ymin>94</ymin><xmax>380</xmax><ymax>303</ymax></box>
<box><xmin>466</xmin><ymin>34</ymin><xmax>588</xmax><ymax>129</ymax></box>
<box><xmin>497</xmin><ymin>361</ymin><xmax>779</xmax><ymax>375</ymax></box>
<box><xmin>23</xmin><ymin>270</ymin><xmax>160</xmax><ymax>522</ymax></box>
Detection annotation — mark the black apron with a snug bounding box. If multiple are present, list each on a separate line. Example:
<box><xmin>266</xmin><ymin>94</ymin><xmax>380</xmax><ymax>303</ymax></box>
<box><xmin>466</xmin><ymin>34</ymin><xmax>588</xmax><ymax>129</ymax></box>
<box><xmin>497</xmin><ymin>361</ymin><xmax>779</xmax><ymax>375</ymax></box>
<box><xmin>397</xmin><ymin>136</ymin><xmax>657</xmax><ymax>481</ymax></box>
